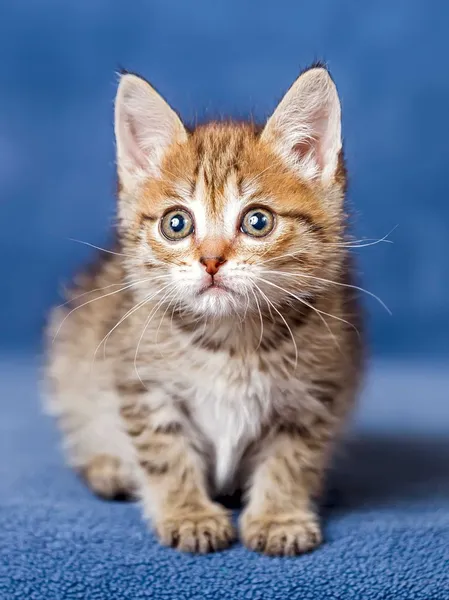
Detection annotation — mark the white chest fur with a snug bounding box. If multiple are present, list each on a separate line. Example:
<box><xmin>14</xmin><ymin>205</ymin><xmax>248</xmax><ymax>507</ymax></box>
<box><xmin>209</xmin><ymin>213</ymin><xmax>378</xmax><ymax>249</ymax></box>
<box><xmin>187</xmin><ymin>355</ymin><xmax>272</xmax><ymax>493</ymax></box>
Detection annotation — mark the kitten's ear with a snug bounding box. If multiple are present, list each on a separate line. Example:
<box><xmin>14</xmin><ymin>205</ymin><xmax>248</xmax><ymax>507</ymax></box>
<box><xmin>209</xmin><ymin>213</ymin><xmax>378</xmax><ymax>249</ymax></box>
<box><xmin>261</xmin><ymin>67</ymin><xmax>342</xmax><ymax>185</ymax></box>
<box><xmin>114</xmin><ymin>73</ymin><xmax>187</xmax><ymax>190</ymax></box>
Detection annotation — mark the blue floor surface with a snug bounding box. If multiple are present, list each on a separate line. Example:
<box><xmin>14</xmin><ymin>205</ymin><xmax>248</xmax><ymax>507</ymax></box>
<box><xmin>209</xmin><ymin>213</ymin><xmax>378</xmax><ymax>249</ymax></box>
<box><xmin>1</xmin><ymin>355</ymin><xmax>448</xmax><ymax>599</ymax></box>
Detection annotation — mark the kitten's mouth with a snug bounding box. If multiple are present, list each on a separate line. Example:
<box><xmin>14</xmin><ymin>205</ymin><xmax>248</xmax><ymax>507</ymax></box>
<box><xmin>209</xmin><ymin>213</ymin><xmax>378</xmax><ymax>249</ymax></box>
<box><xmin>198</xmin><ymin>282</ymin><xmax>236</xmax><ymax>296</ymax></box>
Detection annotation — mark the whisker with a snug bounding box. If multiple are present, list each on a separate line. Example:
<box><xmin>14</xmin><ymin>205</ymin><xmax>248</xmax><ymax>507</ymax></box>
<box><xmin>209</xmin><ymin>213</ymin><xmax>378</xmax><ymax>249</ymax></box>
<box><xmin>95</xmin><ymin>295</ymin><xmax>151</xmax><ymax>364</ymax></box>
<box><xmin>57</xmin><ymin>274</ymin><xmax>170</xmax><ymax>309</ymax></box>
<box><xmin>93</xmin><ymin>280</ymin><xmax>172</xmax><ymax>363</ymax></box>
<box><xmin>169</xmin><ymin>291</ymin><xmax>183</xmax><ymax>334</ymax></box>
<box><xmin>52</xmin><ymin>278</ymin><xmax>152</xmax><ymax>342</ymax></box>
<box><xmin>260</xmin><ymin>269</ymin><xmax>391</xmax><ymax>315</ymax></box>
<box><xmin>292</xmin><ymin>295</ymin><xmax>343</xmax><ymax>353</ymax></box>
<box><xmin>242</xmin><ymin>288</ymin><xmax>251</xmax><ymax>323</ymax></box>
<box><xmin>333</xmin><ymin>240</ymin><xmax>393</xmax><ymax>249</ymax></box>
<box><xmin>246</xmin><ymin>244</ymin><xmax>276</xmax><ymax>266</ymax></box>
<box><xmin>68</xmin><ymin>238</ymin><xmax>136</xmax><ymax>259</ymax></box>
<box><xmin>155</xmin><ymin>289</ymin><xmax>181</xmax><ymax>350</ymax></box>
<box><xmin>257</xmin><ymin>277</ymin><xmax>360</xmax><ymax>344</ymax></box>
<box><xmin>258</xmin><ymin>227</ymin><xmax>397</xmax><ymax>267</ymax></box>
<box><xmin>134</xmin><ymin>285</ymin><xmax>177</xmax><ymax>386</ymax></box>
<box><xmin>57</xmin><ymin>281</ymin><xmax>131</xmax><ymax>309</ymax></box>
<box><xmin>250</xmin><ymin>288</ymin><xmax>265</xmax><ymax>351</ymax></box>
<box><xmin>252</xmin><ymin>282</ymin><xmax>298</xmax><ymax>369</ymax></box>
<box><xmin>228</xmin><ymin>292</ymin><xmax>243</xmax><ymax>326</ymax></box>
<box><xmin>341</xmin><ymin>225</ymin><xmax>398</xmax><ymax>248</ymax></box>
<box><xmin>258</xmin><ymin>251</ymin><xmax>305</xmax><ymax>267</ymax></box>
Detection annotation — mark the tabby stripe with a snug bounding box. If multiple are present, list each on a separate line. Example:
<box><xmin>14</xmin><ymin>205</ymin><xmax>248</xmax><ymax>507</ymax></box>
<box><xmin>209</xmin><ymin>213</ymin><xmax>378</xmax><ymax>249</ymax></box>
<box><xmin>276</xmin><ymin>211</ymin><xmax>324</xmax><ymax>235</ymax></box>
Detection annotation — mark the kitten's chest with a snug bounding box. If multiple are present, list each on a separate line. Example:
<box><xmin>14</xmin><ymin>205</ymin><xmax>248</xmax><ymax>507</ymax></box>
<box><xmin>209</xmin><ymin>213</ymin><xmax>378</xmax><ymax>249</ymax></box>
<box><xmin>185</xmin><ymin>354</ymin><xmax>272</xmax><ymax>492</ymax></box>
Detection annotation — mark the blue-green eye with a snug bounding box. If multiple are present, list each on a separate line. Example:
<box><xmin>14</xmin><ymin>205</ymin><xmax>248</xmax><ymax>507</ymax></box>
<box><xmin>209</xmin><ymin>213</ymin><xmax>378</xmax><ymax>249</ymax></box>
<box><xmin>161</xmin><ymin>209</ymin><xmax>194</xmax><ymax>241</ymax></box>
<box><xmin>241</xmin><ymin>208</ymin><xmax>275</xmax><ymax>238</ymax></box>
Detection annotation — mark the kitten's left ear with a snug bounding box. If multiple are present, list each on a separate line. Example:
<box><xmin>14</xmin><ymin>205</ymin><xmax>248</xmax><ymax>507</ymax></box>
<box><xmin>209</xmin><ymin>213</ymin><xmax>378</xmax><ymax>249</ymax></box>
<box><xmin>261</xmin><ymin>67</ymin><xmax>342</xmax><ymax>185</ymax></box>
<box><xmin>114</xmin><ymin>73</ymin><xmax>187</xmax><ymax>191</ymax></box>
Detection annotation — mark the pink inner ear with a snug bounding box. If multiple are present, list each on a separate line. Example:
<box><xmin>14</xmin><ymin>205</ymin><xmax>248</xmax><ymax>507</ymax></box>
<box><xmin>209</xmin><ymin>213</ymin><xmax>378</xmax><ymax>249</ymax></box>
<box><xmin>292</xmin><ymin>138</ymin><xmax>324</xmax><ymax>171</ymax></box>
<box><xmin>122</xmin><ymin>113</ymin><xmax>147</xmax><ymax>171</ymax></box>
<box><xmin>290</xmin><ymin>103</ymin><xmax>331</xmax><ymax>173</ymax></box>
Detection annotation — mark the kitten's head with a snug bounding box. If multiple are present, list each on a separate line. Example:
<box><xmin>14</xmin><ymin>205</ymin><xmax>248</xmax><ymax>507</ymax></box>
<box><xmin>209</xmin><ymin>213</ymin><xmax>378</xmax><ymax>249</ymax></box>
<box><xmin>114</xmin><ymin>66</ymin><xmax>347</xmax><ymax>319</ymax></box>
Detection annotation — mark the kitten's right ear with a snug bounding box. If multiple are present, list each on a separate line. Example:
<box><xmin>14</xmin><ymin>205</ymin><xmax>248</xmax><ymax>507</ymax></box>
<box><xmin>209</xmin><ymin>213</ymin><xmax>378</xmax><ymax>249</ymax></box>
<box><xmin>114</xmin><ymin>73</ymin><xmax>187</xmax><ymax>191</ymax></box>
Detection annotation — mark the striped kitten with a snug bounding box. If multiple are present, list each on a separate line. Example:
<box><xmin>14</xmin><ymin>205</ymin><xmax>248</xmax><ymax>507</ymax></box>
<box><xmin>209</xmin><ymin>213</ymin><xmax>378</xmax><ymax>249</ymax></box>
<box><xmin>46</xmin><ymin>65</ymin><xmax>363</xmax><ymax>556</ymax></box>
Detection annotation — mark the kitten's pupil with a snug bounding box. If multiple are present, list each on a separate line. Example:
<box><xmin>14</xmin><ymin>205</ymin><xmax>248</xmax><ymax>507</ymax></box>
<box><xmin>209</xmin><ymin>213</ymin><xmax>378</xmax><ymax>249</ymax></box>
<box><xmin>170</xmin><ymin>215</ymin><xmax>185</xmax><ymax>232</ymax></box>
<box><xmin>249</xmin><ymin>213</ymin><xmax>267</xmax><ymax>231</ymax></box>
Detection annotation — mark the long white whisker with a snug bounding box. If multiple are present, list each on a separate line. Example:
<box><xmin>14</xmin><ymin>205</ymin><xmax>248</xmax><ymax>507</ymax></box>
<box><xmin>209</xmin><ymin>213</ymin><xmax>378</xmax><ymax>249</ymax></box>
<box><xmin>242</xmin><ymin>288</ymin><xmax>251</xmax><ymax>323</ymax></box>
<box><xmin>228</xmin><ymin>292</ymin><xmax>243</xmax><ymax>326</ymax></box>
<box><xmin>336</xmin><ymin>239</ymin><xmax>393</xmax><ymax>249</ymax></box>
<box><xmin>93</xmin><ymin>281</ymin><xmax>172</xmax><ymax>363</ymax></box>
<box><xmin>68</xmin><ymin>238</ymin><xmax>136</xmax><ymax>258</ymax></box>
<box><xmin>56</xmin><ymin>282</ymin><xmax>130</xmax><ymax>309</ymax></box>
<box><xmin>292</xmin><ymin>295</ymin><xmax>342</xmax><ymax>352</ymax></box>
<box><xmin>246</xmin><ymin>244</ymin><xmax>276</xmax><ymax>266</ymax></box>
<box><xmin>252</xmin><ymin>282</ymin><xmax>298</xmax><ymax>369</ymax></box>
<box><xmin>260</xmin><ymin>269</ymin><xmax>391</xmax><ymax>315</ymax></box>
<box><xmin>96</xmin><ymin>296</ymin><xmax>151</xmax><ymax>364</ymax></box>
<box><xmin>328</xmin><ymin>227</ymin><xmax>397</xmax><ymax>249</ymax></box>
<box><xmin>155</xmin><ymin>288</ymin><xmax>181</xmax><ymax>350</ymax></box>
<box><xmin>169</xmin><ymin>291</ymin><xmax>184</xmax><ymax>334</ymax></box>
<box><xmin>57</xmin><ymin>274</ymin><xmax>170</xmax><ymax>309</ymax></box>
<box><xmin>52</xmin><ymin>278</ymin><xmax>151</xmax><ymax>342</ymax></box>
<box><xmin>134</xmin><ymin>285</ymin><xmax>177</xmax><ymax>386</ymax></box>
<box><xmin>257</xmin><ymin>277</ymin><xmax>359</xmax><ymax>343</ymax></box>
<box><xmin>258</xmin><ymin>227</ymin><xmax>397</xmax><ymax>267</ymax></box>
<box><xmin>343</xmin><ymin>225</ymin><xmax>398</xmax><ymax>247</ymax></box>
<box><xmin>250</xmin><ymin>288</ymin><xmax>264</xmax><ymax>351</ymax></box>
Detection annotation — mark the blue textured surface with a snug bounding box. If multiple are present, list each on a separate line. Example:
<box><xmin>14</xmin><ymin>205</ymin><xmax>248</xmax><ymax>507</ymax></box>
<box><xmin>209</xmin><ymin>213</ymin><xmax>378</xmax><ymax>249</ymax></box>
<box><xmin>1</xmin><ymin>355</ymin><xmax>449</xmax><ymax>599</ymax></box>
<box><xmin>1</xmin><ymin>0</ymin><xmax>449</xmax><ymax>356</ymax></box>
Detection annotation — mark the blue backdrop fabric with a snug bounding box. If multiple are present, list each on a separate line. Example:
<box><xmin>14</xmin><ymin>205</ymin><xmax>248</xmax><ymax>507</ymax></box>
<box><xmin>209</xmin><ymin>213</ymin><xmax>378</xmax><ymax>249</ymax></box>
<box><xmin>1</xmin><ymin>0</ymin><xmax>449</xmax><ymax>356</ymax></box>
<box><xmin>1</xmin><ymin>356</ymin><xmax>449</xmax><ymax>599</ymax></box>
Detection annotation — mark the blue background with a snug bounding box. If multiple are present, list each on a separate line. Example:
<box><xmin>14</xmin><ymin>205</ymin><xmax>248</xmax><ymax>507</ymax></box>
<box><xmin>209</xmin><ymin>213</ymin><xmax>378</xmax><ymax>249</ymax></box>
<box><xmin>2</xmin><ymin>4</ymin><xmax>449</xmax><ymax>597</ymax></box>
<box><xmin>1</xmin><ymin>0</ymin><xmax>448</xmax><ymax>357</ymax></box>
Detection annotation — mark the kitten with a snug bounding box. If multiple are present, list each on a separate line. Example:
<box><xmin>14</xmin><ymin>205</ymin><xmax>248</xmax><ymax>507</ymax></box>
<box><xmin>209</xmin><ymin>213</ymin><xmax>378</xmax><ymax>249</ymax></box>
<box><xmin>45</xmin><ymin>65</ymin><xmax>363</xmax><ymax>556</ymax></box>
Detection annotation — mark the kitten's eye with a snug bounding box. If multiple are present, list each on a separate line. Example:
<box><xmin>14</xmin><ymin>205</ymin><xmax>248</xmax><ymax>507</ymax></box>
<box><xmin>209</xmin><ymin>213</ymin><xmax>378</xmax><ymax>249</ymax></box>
<box><xmin>241</xmin><ymin>208</ymin><xmax>275</xmax><ymax>238</ymax></box>
<box><xmin>160</xmin><ymin>209</ymin><xmax>194</xmax><ymax>241</ymax></box>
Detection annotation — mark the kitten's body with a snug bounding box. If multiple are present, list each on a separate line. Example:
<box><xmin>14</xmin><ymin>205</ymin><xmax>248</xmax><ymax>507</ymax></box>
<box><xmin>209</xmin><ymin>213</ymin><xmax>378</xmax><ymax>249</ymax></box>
<box><xmin>46</xmin><ymin>69</ymin><xmax>363</xmax><ymax>555</ymax></box>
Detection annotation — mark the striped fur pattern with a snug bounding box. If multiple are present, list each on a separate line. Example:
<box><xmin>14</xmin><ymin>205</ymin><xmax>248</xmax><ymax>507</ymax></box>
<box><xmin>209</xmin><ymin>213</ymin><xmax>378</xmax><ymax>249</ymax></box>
<box><xmin>45</xmin><ymin>65</ymin><xmax>363</xmax><ymax>556</ymax></box>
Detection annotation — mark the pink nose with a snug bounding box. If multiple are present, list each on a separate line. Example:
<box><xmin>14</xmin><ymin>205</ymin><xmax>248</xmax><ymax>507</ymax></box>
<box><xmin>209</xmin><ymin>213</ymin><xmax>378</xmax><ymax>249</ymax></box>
<box><xmin>200</xmin><ymin>256</ymin><xmax>226</xmax><ymax>276</ymax></box>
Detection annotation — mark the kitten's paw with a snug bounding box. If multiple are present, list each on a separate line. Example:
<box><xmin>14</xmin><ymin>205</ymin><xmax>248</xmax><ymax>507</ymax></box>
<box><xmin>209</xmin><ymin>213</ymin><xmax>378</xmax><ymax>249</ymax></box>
<box><xmin>83</xmin><ymin>454</ymin><xmax>136</xmax><ymax>499</ymax></box>
<box><xmin>240</xmin><ymin>509</ymin><xmax>322</xmax><ymax>556</ymax></box>
<box><xmin>156</xmin><ymin>505</ymin><xmax>235</xmax><ymax>553</ymax></box>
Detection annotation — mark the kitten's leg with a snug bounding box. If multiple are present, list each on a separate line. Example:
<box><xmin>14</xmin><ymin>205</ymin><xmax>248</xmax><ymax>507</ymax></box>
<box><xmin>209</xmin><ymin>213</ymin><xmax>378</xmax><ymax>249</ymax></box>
<box><xmin>83</xmin><ymin>452</ymin><xmax>136</xmax><ymax>499</ymax></box>
<box><xmin>119</xmin><ymin>384</ymin><xmax>235</xmax><ymax>553</ymax></box>
<box><xmin>240</xmin><ymin>424</ymin><xmax>332</xmax><ymax>556</ymax></box>
<box><xmin>48</xmin><ymin>384</ymin><xmax>139</xmax><ymax>498</ymax></box>
<box><xmin>45</xmin><ymin>338</ymin><xmax>138</xmax><ymax>499</ymax></box>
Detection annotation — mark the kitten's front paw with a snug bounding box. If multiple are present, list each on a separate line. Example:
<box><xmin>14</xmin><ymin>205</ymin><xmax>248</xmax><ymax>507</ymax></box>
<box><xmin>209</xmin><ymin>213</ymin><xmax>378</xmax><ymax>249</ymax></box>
<box><xmin>83</xmin><ymin>454</ymin><xmax>136</xmax><ymax>499</ymax></box>
<box><xmin>240</xmin><ymin>509</ymin><xmax>322</xmax><ymax>556</ymax></box>
<box><xmin>156</xmin><ymin>505</ymin><xmax>235</xmax><ymax>553</ymax></box>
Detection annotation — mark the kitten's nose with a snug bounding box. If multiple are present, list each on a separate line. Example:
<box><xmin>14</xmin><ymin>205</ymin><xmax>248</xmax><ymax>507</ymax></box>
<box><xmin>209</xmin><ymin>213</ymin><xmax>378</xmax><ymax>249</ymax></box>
<box><xmin>200</xmin><ymin>256</ymin><xmax>226</xmax><ymax>276</ymax></box>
